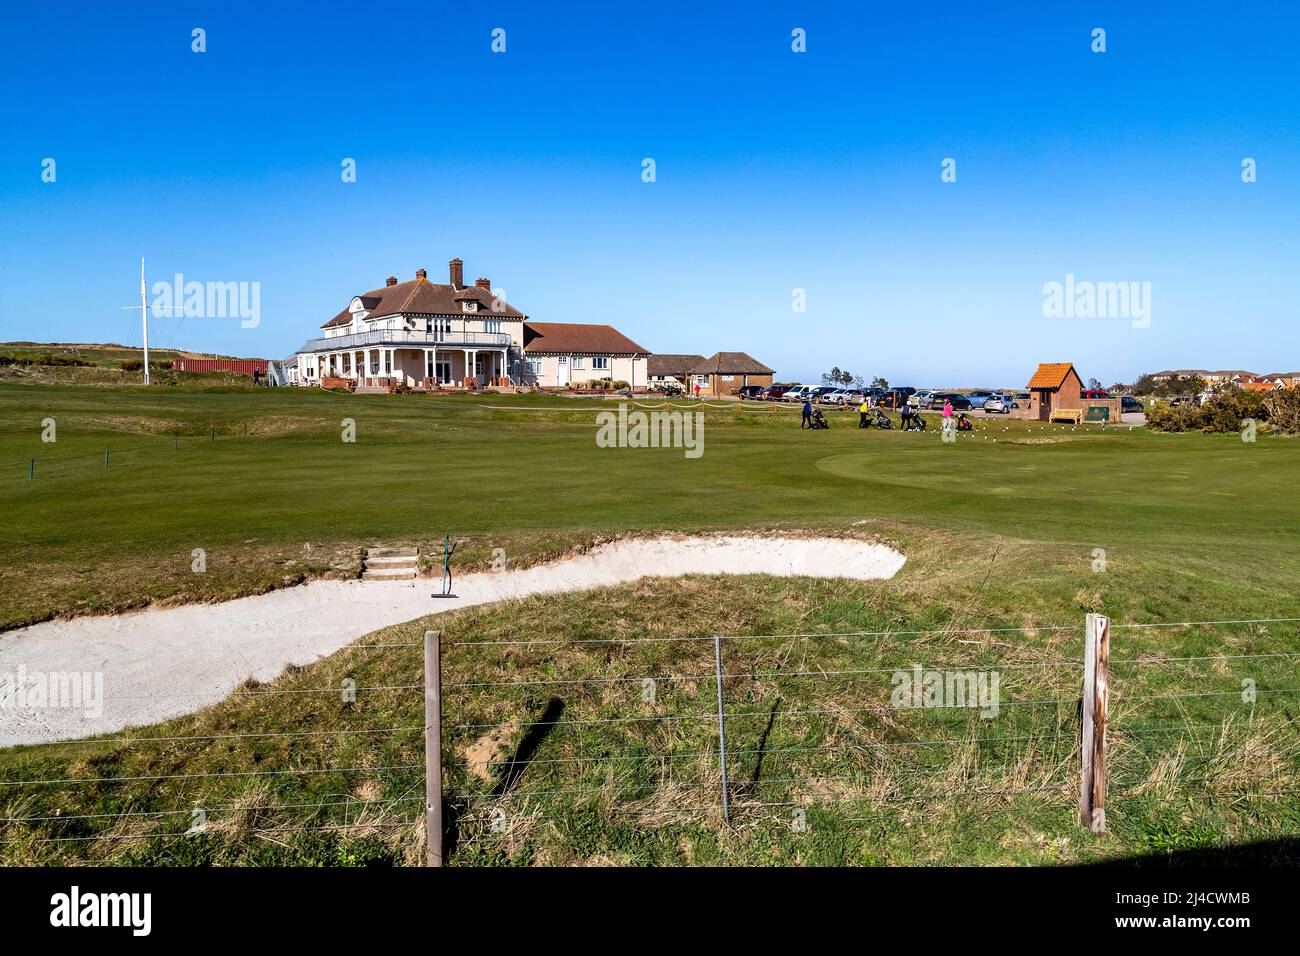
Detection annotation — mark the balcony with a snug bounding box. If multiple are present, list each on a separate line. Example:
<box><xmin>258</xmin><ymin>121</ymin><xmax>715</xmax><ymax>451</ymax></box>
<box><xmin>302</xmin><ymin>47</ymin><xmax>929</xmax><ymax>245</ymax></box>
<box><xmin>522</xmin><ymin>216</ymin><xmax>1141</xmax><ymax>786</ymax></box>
<box><xmin>297</xmin><ymin>328</ymin><xmax>512</xmax><ymax>353</ymax></box>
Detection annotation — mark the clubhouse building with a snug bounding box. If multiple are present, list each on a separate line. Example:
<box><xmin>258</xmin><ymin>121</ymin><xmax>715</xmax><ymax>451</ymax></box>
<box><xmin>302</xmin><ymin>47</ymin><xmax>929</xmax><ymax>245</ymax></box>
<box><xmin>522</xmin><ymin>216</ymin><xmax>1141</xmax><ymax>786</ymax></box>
<box><xmin>294</xmin><ymin>258</ymin><xmax>649</xmax><ymax>390</ymax></box>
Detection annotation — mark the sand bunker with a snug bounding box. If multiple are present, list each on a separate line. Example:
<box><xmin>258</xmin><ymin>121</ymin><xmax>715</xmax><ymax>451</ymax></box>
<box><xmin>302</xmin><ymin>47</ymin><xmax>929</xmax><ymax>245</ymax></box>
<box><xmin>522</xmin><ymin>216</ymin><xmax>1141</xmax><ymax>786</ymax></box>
<box><xmin>0</xmin><ymin>535</ymin><xmax>904</xmax><ymax>746</ymax></box>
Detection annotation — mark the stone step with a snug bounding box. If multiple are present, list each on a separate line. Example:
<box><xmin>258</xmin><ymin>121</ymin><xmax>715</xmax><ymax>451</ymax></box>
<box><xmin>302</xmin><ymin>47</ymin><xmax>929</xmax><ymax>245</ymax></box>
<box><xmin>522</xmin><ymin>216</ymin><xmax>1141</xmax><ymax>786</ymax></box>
<box><xmin>362</xmin><ymin>567</ymin><xmax>418</xmax><ymax>580</ymax></box>
<box><xmin>365</xmin><ymin>556</ymin><xmax>419</xmax><ymax>567</ymax></box>
<box><xmin>366</xmin><ymin>547</ymin><xmax>418</xmax><ymax>558</ymax></box>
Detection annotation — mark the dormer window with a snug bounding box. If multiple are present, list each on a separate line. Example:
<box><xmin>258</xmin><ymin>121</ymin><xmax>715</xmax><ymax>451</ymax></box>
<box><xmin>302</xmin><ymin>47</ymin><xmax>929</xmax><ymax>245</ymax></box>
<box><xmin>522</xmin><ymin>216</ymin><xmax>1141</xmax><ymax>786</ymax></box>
<box><xmin>462</xmin><ymin>300</ymin><xmax>478</xmax><ymax>312</ymax></box>
<box><xmin>349</xmin><ymin>297</ymin><xmax>369</xmax><ymax>322</ymax></box>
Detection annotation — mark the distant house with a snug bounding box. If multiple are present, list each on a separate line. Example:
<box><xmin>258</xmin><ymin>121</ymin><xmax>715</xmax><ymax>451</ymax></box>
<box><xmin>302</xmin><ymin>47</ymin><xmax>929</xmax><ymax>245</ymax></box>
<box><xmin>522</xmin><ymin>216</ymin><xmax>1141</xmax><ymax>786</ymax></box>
<box><xmin>687</xmin><ymin>352</ymin><xmax>775</xmax><ymax>397</ymax></box>
<box><xmin>1241</xmin><ymin>379</ymin><xmax>1282</xmax><ymax>393</ymax></box>
<box><xmin>522</xmin><ymin>322</ymin><xmax>650</xmax><ymax>389</ymax></box>
<box><xmin>647</xmin><ymin>354</ymin><xmax>705</xmax><ymax>391</ymax></box>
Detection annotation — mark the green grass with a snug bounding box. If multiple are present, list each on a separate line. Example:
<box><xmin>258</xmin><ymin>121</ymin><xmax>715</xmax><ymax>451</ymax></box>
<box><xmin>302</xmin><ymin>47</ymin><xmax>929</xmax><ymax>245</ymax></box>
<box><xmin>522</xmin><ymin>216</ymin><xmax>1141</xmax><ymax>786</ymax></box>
<box><xmin>0</xmin><ymin>380</ymin><xmax>1297</xmax><ymax>865</ymax></box>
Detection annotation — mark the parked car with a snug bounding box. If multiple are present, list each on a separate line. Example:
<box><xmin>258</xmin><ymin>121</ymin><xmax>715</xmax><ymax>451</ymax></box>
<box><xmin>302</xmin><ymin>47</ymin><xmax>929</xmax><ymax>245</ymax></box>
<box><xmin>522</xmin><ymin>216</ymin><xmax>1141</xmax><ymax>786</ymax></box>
<box><xmin>784</xmin><ymin>385</ymin><xmax>816</xmax><ymax>402</ymax></box>
<box><xmin>881</xmin><ymin>387</ymin><xmax>916</xmax><ymax>408</ymax></box>
<box><xmin>819</xmin><ymin>388</ymin><xmax>849</xmax><ymax>405</ymax></box>
<box><xmin>1080</xmin><ymin>389</ymin><xmax>1111</xmax><ymax>399</ymax></box>
<box><xmin>966</xmin><ymin>389</ymin><xmax>997</xmax><ymax>409</ymax></box>
<box><xmin>810</xmin><ymin>386</ymin><xmax>841</xmax><ymax>403</ymax></box>
<box><xmin>934</xmin><ymin>392</ymin><xmax>973</xmax><ymax>410</ymax></box>
<box><xmin>1013</xmin><ymin>391</ymin><xmax>1030</xmax><ymax>408</ymax></box>
<box><xmin>913</xmin><ymin>390</ymin><xmax>938</xmax><ymax>408</ymax></box>
<box><xmin>838</xmin><ymin>389</ymin><xmax>867</xmax><ymax>406</ymax></box>
<box><xmin>983</xmin><ymin>395</ymin><xmax>1010</xmax><ymax>414</ymax></box>
<box><xmin>1121</xmin><ymin>396</ymin><xmax>1144</xmax><ymax>413</ymax></box>
<box><xmin>759</xmin><ymin>384</ymin><xmax>791</xmax><ymax>401</ymax></box>
<box><xmin>737</xmin><ymin>385</ymin><xmax>765</xmax><ymax>400</ymax></box>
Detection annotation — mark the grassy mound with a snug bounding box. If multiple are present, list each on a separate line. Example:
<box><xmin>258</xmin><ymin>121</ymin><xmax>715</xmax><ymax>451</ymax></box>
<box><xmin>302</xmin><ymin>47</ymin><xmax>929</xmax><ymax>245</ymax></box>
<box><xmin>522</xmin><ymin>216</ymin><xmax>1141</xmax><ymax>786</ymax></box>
<box><xmin>2</xmin><ymin>562</ymin><xmax>1295</xmax><ymax>867</ymax></box>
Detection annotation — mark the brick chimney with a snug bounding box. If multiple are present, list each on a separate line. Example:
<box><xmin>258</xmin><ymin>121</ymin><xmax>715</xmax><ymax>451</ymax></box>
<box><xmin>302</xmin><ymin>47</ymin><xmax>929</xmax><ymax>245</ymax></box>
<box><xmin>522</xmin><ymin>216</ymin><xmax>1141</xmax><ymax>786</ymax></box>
<box><xmin>449</xmin><ymin>258</ymin><xmax>464</xmax><ymax>289</ymax></box>
<box><xmin>386</xmin><ymin>275</ymin><xmax>398</xmax><ymax>287</ymax></box>
<box><xmin>475</xmin><ymin>277</ymin><xmax>491</xmax><ymax>290</ymax></box>
<box><xmin>415</xmin><ymin>268</ymin><xmax>427</xmax><ymax>280</ymax></box>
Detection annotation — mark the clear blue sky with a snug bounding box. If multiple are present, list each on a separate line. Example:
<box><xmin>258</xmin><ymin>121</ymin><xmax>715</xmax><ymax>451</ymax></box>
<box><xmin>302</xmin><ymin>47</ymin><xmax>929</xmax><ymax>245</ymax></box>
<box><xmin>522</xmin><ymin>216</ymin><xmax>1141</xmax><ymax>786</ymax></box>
<box><xmin>2</xmin><ymin>1</ymin><xmax>1298</xmax><ymax>385</ymax></box>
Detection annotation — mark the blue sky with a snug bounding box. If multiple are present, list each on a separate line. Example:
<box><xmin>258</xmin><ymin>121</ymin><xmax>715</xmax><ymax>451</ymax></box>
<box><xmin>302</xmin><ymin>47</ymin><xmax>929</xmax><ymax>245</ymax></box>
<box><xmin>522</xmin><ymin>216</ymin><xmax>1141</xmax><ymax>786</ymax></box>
<box><xmin>2</xmin><ymin>1</ymin><xmax>1298</xmax><ymax>384</ymax></box>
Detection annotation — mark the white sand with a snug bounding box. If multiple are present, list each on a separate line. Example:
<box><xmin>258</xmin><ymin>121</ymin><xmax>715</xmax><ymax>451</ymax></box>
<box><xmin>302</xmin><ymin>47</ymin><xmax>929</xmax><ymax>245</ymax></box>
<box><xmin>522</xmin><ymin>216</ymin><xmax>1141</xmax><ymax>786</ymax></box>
<box><xmin>0</xmin><ymin>535</ymin><xmax>904</xmax><ymax>746</ymax></box>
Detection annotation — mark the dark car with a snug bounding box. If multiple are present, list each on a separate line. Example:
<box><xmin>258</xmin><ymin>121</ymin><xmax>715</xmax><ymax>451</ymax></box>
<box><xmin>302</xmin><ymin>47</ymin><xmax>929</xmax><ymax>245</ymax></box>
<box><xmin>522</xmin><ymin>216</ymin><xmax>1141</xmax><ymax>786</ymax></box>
<box><xmin>1121</xmin><ymin>396</ymin><xmax>1144</xmax><ymax>413</ymax></box>
<box><xmin>738</xmin><ymin>385</ymin><xmax>765</xmax><ymax>400</ymax></box>
<box><xmin>882</xmin><ymin>387</ymin><xmax>916</xmax><ymax>408</ymax></box>
<box><xmin>935</xmin><ymin>392</ymin><xmax>972</xmax><ymax>410</ymax></box>
<box><xmin>759</xmin><ymin>384</ymin><xmax>790</xmax><ymax>401</ymax></box>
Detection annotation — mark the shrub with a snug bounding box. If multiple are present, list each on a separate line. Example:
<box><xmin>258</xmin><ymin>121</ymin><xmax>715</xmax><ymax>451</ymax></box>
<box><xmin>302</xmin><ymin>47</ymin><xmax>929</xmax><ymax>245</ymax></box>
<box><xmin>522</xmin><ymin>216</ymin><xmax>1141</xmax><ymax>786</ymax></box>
<box><xmin>1263</xmin><ymin>386</ymin><xmax>1300</xmax><ymax>435</ymax></box>
<box><xmin>1198</xmin><ymin>387</ymin><xmax>1266</xmax><ymax>433</ymax></box>
<box><xmin>1146</xmin><ymin>402</ymin><xmax>1203</xmax><ymax>432</ymax></box>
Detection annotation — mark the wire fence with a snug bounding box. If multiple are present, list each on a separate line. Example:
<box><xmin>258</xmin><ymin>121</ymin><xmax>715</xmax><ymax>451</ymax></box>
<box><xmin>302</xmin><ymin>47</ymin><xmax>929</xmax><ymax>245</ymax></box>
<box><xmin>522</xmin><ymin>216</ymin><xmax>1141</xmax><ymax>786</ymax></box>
<box><xmin>0</xmin><ymin>616</ymin><xmax>1295</xmax><ymax>864</ymax></box>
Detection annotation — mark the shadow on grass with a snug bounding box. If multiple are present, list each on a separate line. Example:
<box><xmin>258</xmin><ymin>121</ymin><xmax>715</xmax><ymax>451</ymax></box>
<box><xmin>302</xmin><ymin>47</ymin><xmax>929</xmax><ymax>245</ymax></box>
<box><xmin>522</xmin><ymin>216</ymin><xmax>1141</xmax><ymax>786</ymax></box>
<box><xmin>445</xmin><ymin>697</ymin><xmax>565</xmax><ymax>857</ymax></box>
<box><xmin>1078</xmin><ymin>838</ymin><xmax>1300</xmax><ymax>867</ymax></box>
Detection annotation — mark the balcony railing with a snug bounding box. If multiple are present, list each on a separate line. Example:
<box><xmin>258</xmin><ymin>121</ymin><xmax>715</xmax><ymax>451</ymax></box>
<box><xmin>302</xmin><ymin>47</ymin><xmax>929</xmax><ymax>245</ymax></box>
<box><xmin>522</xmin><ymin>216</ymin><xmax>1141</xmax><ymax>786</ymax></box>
<box><xmin>297</xmin><ymin>329</ymin><xmax>512</xmax><ymax>353</ymax></box>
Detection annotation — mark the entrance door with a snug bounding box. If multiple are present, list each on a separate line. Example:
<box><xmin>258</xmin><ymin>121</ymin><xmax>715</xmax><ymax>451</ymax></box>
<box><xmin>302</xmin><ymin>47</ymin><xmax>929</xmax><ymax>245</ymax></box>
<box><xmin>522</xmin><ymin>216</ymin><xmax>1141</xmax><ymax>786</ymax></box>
<box><xmin>557</xmin><ymin>355</ymin><xmax>570</xmax><ymax>387</ymax></box>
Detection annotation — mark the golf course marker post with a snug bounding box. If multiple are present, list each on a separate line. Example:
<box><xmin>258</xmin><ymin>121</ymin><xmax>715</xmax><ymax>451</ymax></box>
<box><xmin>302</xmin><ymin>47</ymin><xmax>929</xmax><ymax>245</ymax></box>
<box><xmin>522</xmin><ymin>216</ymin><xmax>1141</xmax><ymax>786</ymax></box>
<box><xmin>424</xmin><ymin>628</ymin><xmax>444</xmax><ymax>866</ymax></box>
<box><xmin>1079</xmin><ymin>612</ymin><xmax>1110</xmax><ymax>833</ymax></box>
<box><xmin>714</xmin><ymin>635</ymin><xmax>731</xmax><ymax>826</ymax></box>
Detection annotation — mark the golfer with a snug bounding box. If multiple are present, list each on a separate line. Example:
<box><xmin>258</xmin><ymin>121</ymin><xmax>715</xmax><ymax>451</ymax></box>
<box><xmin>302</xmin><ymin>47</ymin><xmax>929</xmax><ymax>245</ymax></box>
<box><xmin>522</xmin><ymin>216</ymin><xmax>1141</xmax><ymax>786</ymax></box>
<box><xmin>859</xmin><ymin>398</ymin><xmax>870</xmax><ymax>428</ymax></box>
<box><xmin>943</xmin><ymin>399</ymin><xmax>953</xmax><ymax>421</ymax></box>
<box><xmin>801</xmin><ymin>399</ymin><xmax>814</xmax><ymax>429</ymax></box>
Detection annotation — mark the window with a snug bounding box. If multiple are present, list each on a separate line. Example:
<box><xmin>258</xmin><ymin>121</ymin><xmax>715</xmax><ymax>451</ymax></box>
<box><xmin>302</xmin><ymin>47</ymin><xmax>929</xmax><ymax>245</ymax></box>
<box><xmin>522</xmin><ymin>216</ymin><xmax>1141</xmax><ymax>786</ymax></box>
<box><xmin>485</xmin><ymin>319</ymin><xmax>502</xmax><ymax>334</ymax></box>
<box><xmin>431</xmin><ymin>317</ymin><xmax>452</xmax><ymax>339</ymax></box>
<box><xmin>462</xmin><ymin>300</ymin><xmax>478</xmax><ymax>312</ymax></box>
<box><xmin>721</xmin><ymin>374</ymin><xmax>734</xmax><ymax>382</ymax></box>
<box><xmin>572</xmin><ymin>356</ymin><xmax>585</xmax><ymax>369</ymax></box>
<box><xmin>696</xmin><ymin>374</ymin><xmax>708</xmax><ymax>386</ymax></box>
<box><xmin>592</xmin><ymin>356</ymin><xmax>610</xmax><ymax>370</ymax></box>
<box><xmin>526</xmin><ymin>358</ymin><xmax>542</xmax><ymax>377</ymax></box>
<box><xmin>558</xmin><ymin>355</ymin><xmax>568</xmax><ymax>365</ymax></box>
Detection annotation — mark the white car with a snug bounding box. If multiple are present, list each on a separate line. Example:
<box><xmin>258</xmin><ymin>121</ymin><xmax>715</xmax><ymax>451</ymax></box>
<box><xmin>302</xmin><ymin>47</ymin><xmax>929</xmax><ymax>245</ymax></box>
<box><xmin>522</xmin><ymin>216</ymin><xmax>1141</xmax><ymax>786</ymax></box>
<box><xmin>983</xmin><ymin>396</ymin><xmax>1009</xmax><ymax>414</ymax></box>
<box><xmin>784</xmin><ymin>385</ymin><xmax>816</xmax><ymax>402</ymax></box>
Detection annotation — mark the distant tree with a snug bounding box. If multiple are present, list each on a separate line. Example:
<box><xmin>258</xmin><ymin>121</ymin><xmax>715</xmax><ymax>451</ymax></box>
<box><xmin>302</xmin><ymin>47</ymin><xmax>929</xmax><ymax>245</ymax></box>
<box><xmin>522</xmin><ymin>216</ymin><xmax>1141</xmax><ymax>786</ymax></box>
<box><xmin>821</xmin><ymin>367</ymin><xmax>854</xmax><ymax>387</ymax></box>
<box><xmin>871</xmin><ymin>376</ymin><xmax>889</xmax><ymax>390</ymax></box>
<box><xmin>851</xmin><ymin>373</ymin><xmax>866</xmax><ymax>389</ymax></box>
<box><xmin>1133</xmin><ymin>373</ymin><xmax>1158</xmax><ymax>395</ymax></box>
<box><xmin>1087</xmin><ymin>377</ymin><xmax>1103</xmax><ymax>391</ymax></box>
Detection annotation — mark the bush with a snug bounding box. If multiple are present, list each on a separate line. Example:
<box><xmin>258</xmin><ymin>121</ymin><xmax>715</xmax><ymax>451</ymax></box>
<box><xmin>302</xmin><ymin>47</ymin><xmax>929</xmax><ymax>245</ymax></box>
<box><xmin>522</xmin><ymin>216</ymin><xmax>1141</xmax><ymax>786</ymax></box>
<box><xmin>1146</xmin><ymin>402</ymin><xmax>1204</xmax><ymax>432</ymax></box>
<box><xmin>119</xmin><ymin>360</ymin><xmax>144</xmax><ymax>371</ymax></box>
<box><xmin>1147</xmin><ymin>387</ymin><xmax>1274</xmax><ymax>434</ymax></box>
<box><xmin>1263</xmin><ymin>387</ymin><xmax>1300</xmax><ymax>435</ymax></box>
<box><xmin>1198</xmin><ymin>388</ymin><xmax>1266</xmax><ymax>433</ymax></box>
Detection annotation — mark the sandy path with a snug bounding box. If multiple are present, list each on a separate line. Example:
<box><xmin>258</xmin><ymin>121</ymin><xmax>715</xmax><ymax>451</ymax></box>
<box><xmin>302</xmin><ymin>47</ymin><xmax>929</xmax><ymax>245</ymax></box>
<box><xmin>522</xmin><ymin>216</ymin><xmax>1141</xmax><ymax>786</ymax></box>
<box><xmin>0</xmin><ymin>535</ymin><xmax>904</xmax><ymax>746</ymax></box>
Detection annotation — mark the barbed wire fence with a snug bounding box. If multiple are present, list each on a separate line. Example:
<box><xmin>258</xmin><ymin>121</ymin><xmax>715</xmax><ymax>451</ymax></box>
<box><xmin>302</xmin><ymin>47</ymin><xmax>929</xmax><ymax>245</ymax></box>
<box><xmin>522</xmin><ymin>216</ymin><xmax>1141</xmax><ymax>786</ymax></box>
<box><xmin>0</xmin><ymin>616</ymin><xmax>1295</xmax><ymax>864</ymax></box>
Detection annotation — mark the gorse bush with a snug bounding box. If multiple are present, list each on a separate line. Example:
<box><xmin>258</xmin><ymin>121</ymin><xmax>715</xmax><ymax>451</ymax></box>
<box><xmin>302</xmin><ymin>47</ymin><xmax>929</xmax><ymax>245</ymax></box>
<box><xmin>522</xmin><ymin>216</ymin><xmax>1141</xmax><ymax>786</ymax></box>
<box><xmin>1147</xmin><ymin>386</ymin><xmax>1272</xmax><ymax>434</ymax></box>
<box><xmin>1263</xmin><ymin>387</ymin><xmax>1300</xmax><ymax>435</ymax></box>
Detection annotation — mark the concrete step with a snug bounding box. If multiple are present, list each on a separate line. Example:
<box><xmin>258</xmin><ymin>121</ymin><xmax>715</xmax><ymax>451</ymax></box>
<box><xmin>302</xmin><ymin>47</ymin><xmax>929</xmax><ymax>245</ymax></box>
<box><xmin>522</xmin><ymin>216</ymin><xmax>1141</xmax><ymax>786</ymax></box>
<box><xmin>362</xmin><ymin>567</ymin><xmax>418</xmax><ymax>580</ymax></box>
<box><xmin>367</xmin><ymin>547</ymin><xmax>418</xmax><ymax>558</ymax></box>
<box><xmin>365</xmin><ymin>556</ymin><xmax>419</xmax><ymax>567</ymax></box>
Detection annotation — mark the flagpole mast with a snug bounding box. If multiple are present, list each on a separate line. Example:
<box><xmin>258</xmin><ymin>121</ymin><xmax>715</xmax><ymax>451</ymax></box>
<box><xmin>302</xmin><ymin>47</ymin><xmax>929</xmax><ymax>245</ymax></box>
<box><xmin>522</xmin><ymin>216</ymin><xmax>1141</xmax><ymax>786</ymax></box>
<box><xmin>139</xmin><ymin>257</ymin><xmax>151</xmax><ymax>385</ymax></box>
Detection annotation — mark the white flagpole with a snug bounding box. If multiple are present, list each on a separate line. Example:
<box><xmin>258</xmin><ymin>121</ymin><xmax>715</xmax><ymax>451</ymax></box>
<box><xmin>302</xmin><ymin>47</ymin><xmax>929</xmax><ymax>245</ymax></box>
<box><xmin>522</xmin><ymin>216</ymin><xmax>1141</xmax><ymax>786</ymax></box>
<box><xmin>140</xmin><ymin>257</ymin><xmax>151</xmax><ymax>385</ymax></box>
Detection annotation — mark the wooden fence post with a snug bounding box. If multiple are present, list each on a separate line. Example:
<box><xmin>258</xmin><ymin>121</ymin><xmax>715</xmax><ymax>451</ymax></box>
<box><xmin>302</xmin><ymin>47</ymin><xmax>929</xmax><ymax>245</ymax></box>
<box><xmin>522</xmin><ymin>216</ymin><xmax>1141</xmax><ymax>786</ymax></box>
<box><xmin>1079</xmin><ymin>612</ymin><xmax>1110</xmax><ymax>833</ymax></box>
<box><xmin>424</xmin><ymin>629</ymin><xmax>444</xmax><ymax>866</ymax></box>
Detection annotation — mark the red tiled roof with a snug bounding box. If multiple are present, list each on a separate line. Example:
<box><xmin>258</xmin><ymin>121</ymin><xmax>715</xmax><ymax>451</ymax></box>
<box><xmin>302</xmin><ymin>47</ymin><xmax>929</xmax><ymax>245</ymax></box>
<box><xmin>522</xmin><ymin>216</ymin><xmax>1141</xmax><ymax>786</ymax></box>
<box><xmin>322</xmin><ymin>276</ymin><xmax>525</xmax><ymax>328</ymax></box>
<box><xmin>523</xmin><ymin>322</ymin><xmax>649</xmax><ymax>355</ymax></box>
<box><xmin>1027</xmin><ymin>362</ymin><xmax>1078</xmax><ymax>390</ymax></box>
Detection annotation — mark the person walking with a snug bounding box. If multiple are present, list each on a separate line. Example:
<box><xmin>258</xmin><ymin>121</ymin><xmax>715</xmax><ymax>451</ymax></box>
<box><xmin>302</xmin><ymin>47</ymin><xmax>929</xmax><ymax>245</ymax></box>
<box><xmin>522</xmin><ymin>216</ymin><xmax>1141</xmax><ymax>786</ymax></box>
<box><xmin>943</xmin><ymin>399</ymin><xmax>953</xmax><ymax>421</ymax></box>
<box><xmin>858</xmin><ymin>397</ymin><xmax>870</xmax><ymax>428</ymax></box>
<box><xmin>802</xmin><ymin>398</ymin><xmax>814</xmax><ymax>429</ymax></box>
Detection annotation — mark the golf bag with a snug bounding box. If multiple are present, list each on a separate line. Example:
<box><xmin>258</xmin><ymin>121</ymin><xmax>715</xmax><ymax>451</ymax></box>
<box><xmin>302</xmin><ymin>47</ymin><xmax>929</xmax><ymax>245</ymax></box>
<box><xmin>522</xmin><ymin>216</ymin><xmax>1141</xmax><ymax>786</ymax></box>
<box><xmin>873</xmin><ymin>410</ymin><xmax>893</xmax><ymax>429</ymax></box>
<box><xmin>810</xmin><ymin>408</ymin><xmax>830</xmax><ymax>429</ymax></box>
<box><xmin>956</xmin><ymin>414</ymin><xmax>973</xmax><ymax>432</ymax></box>
<box><xmin>904</xmin><ymin>413</ymin><xmax>927</xmax><ymax>432</ymax></box>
